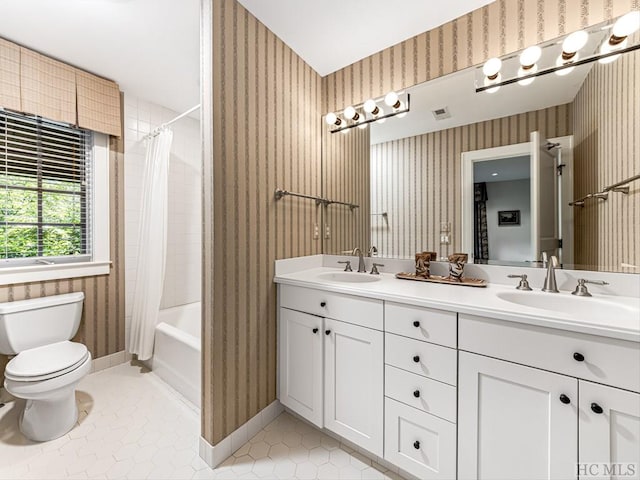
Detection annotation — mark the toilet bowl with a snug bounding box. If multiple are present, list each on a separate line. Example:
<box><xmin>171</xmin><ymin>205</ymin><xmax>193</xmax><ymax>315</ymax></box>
<box><xmin>0</xmin><ymin>292</ymin><xmax>89</xmax><ymax>442</ymax></box>
<box><xmin>4</xmin><ymin>341</ymin><xmax>92</xmax><ymax>441</ymax></box>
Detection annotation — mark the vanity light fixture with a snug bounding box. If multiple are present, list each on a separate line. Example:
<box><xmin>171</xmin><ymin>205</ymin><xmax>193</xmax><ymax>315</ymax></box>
<box><xmin>475</xmin><ymin>12</ymin><xmax>640</xmax><ymax>93</ymax></box>
<box><xmin>325</xmin><ymin>92</ymin><xmax>410</xmax><ymax>133</ymax></box>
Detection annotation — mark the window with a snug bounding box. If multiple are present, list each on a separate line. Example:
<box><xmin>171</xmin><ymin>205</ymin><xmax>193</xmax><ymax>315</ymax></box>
<box><xmin>1</xmin><ymin>109</ymin><xmax>92</xmax><ymax>266</ymax></box>
<box><xmin>0</xmin><ymin>108</ymin><xmax>109</xmax><ymax>284</ymax></box>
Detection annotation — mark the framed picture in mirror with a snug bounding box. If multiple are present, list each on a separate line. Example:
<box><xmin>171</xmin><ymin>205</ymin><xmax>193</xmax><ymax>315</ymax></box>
<box><xmin>498</xmin><ymin>210</ymin><xmax>521</xmax><ymax>226</ymax></box>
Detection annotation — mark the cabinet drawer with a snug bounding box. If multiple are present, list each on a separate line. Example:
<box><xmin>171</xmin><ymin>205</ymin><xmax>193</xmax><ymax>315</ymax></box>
<box><xmin>385</xmin><ymin>333</ymin><xmax>457</xmax><ymax>386</ymax></box>
<box><xmin>280</xmin><ymin>284</ymin><xmax>383</xmax><ymax>330</ymax></box>
<box><xmin>385</xmin><ymin>397</ymin><xmax>456</xmax><ymax>480</ymax></box>
<box><xmin>385</xmin><ymin>302</ymin><xmax>456</xmax><ymax>348</ymax></box>
<box><xmin>459</xmin><ymin>314</ymin><xmax>640</xmax><ymax>392</ymax></box>
<box><xmin>385</xmin><ymin>365</ymin><xmax>456</xmax><ymax>423</ymax></box>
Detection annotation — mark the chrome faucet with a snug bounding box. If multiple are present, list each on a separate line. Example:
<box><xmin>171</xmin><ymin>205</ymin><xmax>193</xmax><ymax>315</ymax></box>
<box><xmin>542</xmin><ymin>255</ymin><xmax>559</xmax><ymax>293</ymax></box>
<box><xmin>352</xmin><ymin>247</ymin><xmax>366</xmax><ymax>273</ymax></box>
<box><xmin>368</xmin><ymin>246</ymin><xmax>378</xmax><ymax>257</ymax></box>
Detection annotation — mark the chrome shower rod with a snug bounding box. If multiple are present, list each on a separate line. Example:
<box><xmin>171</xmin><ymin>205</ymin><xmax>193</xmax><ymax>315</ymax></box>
<box><xmin>274</xmin><ymin>188</ymin><xmax>359</xmax><ymax>210</ymax></box>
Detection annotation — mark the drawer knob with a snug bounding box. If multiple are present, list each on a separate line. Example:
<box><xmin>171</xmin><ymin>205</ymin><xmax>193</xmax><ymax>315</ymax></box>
<box><xmin>413</xmin><ymin>441</ymin><xmax>420</xmax><ymax>450</ymax></box>
<box><xmin>591</xmin><ymin>403</ymin><xmax>603</xmax><ymax>414</ymax></box>
<box><xmin>312</xmin><ymin>328</ymin><xmax>319</xmax><ymax>334</ymax></box>
<box><xmin>559</xmin><ymin>394</ymin><xmax>571</xmax><ymax>405</ymax></box>
<box><xmin>413</xmin><ymin>320</ymin><xmax>420</xmax><ymax>328</ymax></box>
<box><xmin>413</xmin><ymin>390</ymin><xmax>420</xmax><ymax>398</ymax></box>
<box><xmin>320</xmin><ymin>302</ymin><xmax>327</xmax><ymax>307</ymax></box>
<box><xmin>325</xmin><ymin>330</ymin><xmax>331</xmax><ymax>336</ymax></box>
<box><xmin>573</xmin><ymin>352</ymin><xmax>585</xmax><ymax>362</ymax></box>
<box><xmin>413</xmin><ymin>355</ymin><xmax>420</xmax><ymax>363</ymax></box>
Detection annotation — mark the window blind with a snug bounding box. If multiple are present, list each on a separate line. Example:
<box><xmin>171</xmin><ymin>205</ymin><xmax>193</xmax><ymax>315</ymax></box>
<box><xmin>0</xmin><ymin>109</ymin><xmax>92</xmax><ymax>265</ymax></box>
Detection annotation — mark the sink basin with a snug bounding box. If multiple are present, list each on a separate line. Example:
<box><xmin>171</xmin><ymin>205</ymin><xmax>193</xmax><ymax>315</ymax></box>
<box><xmin>496</xmin><ymin>290</ymin><xmax>638</xmax><ymax>321</ymax></box>
<box><xmin>316</xmin><ymin>272</ymin><xmax>382</xmax><ymax>284</ymax></box>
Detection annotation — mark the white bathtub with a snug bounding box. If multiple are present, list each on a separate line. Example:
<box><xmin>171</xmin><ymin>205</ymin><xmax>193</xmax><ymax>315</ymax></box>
<box><xmin>152</xmin><ymin>302</ymin><xmax>201</xmax><ymax>408</ymax></box>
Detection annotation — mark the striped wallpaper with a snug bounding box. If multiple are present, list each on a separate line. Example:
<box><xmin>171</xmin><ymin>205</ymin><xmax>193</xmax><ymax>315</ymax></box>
<box><xmin>370</xmin><ymin>104</ymin><xmax>573</xmax><ymax>258</ymax></box>
<box><xmin>204</xmin><ymin>0</ymin><xmax>323</xmax><ymax>444</ymax></box>
<box><xmin>204</xmin><ymin>0</ymin><xmax>638</xmax><ymax>447</ymax></box>
<box><xmin>572</xmin><ymin>46</ymin><xmax>639</xmax><ymax>272</ymax></box>
<box><xmin>0</xmin><ymin>130</ymin><xmax>126</xmax><ymax>381</ymax></box>
<box><xmin>323</xmin><ymin>126</ymin><xmax>371</xmax><ymax>255</ymax></box>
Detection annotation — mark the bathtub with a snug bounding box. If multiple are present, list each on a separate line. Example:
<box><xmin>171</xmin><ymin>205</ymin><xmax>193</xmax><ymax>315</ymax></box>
<box><xmin>152</xmin><ymin>302</ymin><xmax>201</xmax><ymax>408</ymax></box>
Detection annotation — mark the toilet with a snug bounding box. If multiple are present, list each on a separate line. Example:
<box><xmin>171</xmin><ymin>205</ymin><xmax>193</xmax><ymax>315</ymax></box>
<box><xmin>0</xmin><ymin>292</ymin><xmax>91</xmax><ymax>442</ymax></box>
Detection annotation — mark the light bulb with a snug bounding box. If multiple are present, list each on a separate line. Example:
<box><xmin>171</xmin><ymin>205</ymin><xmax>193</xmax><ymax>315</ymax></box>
<box><xmin>519</xmin><ymin>46</ymin><xmax>542</xmax><ymax>68</ymax></box>
<box><xmin>518</xmin><ymin>64</ymin><xmax>537</xmax><ymax>86</ymax></box>
<box><xmin>483</xmin><ymin>74</ymin><xmax>501</xmax><ymax>93</ymax></box>
<box><xmin>384</xmin><ymin>91</ymin><xmax>400</xmax><ymax>108</ymax></box>
<box><xmin>555</xmin><ymin>55</ymin><xmax>575</xmax><ymax>76</ymax></box>
<box><xmin>482</xmin><ymin>57</ymin><xmax>502</xmax><ymax>79</ymax></box>
<box><xmin>325</xmin><ymin>112</ymin><xmax>337</xmax><ymax>125</ymax></box>
<box><xmin>562</xmin><ymin>30</ymin><xmax>588</xmax><ymax>59</ymax></box>
<box><xmin>599</xmin><ymin>37</ymin><xmax>627</xmax><ymax>63</ymax></box>
<box><xmin>375</xmin><ymin>106</ymin><xmax>384</xmax><ymax>118</ymax></box>
<box><xmin>612</xmin><ymin>11</ymin><xmax>640</xmax><ymax>38</ymax></box>
<box><xmin>344</xmin><ymin>106</ymin><xmax>359</xmax><ymax>121</ymax></box>
<box><xmin>363</xmin><ymin>99</ymin><xmax>379</xmax><ymax>114</ymax></box>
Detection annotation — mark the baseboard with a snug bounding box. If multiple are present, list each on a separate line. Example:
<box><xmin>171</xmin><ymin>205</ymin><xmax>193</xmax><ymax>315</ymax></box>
<box><xmin>90</xmin><ymin>350</ymin><xmax>132</xmax><ymax>374</ymax></box>
<box><xmin>199</xmin><ymin>399</ymin><xmax>284</xmax><ymax>468</ymax></box>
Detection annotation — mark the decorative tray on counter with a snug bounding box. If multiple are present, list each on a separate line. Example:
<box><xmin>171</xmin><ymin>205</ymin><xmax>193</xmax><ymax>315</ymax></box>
<box><xmin>395</xmin><ymin>272</ymin><xmax>487</xmax><ymax>287</ymax></box>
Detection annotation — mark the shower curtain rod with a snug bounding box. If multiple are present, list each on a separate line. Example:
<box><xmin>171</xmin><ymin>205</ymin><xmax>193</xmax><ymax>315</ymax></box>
<box><xmin>145</xmin><ymin>104</ymin><xmax>201</xmax><ymax>139</ymax></box>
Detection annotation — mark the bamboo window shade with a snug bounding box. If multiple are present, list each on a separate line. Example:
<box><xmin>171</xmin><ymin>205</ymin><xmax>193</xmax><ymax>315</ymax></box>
<box><xmin>0</xmin><ymin>39</ymin><xmax>21</xmax><ymax>112</ymax></box>
<box><xmin>76</xmin><ymin>70</ymin><xmax>121</xmax><ymax>137</ymax></box>
<box><xmin>20</xmin><ymin>48</ymin><xmax>77</xmax><ymax>125</ymax></box>
<box><xmin>0</xmin><ymin>38</ymin><xmax>121</xmax><ymax>137</ymax></box>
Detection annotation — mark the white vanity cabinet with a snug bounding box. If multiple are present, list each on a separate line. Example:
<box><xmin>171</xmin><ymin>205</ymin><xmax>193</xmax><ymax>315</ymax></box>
<box><xmin>383</xmin><ymin>303</ymin><xmax>458</xmax><ymax>480</ymax></box>
<box><xmin>458</xmin><ymin>314</ymin><xmax>640</xmax><ymax>480</ymax></box>
<box><xmin>278</xmin><ymin>285</ymin><xmax>385</xmax><ymax>456</ymax></box>
<box><xmin>278</xmin><ymin>307</ymin><xmax>324</xmax><ymax>427</ymax></box>
<box><xmin>458</xmin><ymin>351</ymin><xmax>578</xmax><ymax>480</ymax></box>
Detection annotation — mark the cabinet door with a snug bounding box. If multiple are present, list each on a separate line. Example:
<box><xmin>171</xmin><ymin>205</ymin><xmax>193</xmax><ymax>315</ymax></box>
<box><xmin>459</xmin><ymin>351</ymin><xmax>578</xmax><ymax>480</ymax></box>
<box><xmin>324</xmin><ymin>318</ymin><xmax>384</xmax><ymax>457</ymax></box>
<box><xmin>278</xmin><ymin>308</ymin><xmax>323</xmax><ymax>427</ymax></box>
<box><xmin>579</xmin><ymin>381</ymin><xmax>640</xmax><ymax>479</ymax></box>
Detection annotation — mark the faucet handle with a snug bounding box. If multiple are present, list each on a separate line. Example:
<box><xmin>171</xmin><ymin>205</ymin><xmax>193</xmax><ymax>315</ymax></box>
<box><xmin>370</xmin><ymin>263</ymin><xmax>385</xmax><ymax>275</ymax></box>
<box><xmin>337</xmin><ymin>260</ymin><xmax>352</xmax><ymax>272</ymax></box>
<box><xmin>571</xmin><ymin>278</ymin><xmax>609</xmax><ymax>297</ymax></box>
<box><xmin>508</xmin><ymin>274</ymin><xmax>532</xmax><ymax>291</ymax></box>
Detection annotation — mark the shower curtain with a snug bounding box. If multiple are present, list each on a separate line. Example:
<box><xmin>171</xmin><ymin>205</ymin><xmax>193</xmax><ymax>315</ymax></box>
<box><xmin>127</xmin><ymin>128</ymin><xmax>173</xmax><ymax>360</ymax></box>
<box><xmin>474</xmin><ymin>182</ymin><xmax>489</xmax><ymax>262</ymax></box>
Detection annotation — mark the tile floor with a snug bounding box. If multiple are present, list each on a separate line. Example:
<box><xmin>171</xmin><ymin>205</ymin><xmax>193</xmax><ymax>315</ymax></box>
<box><xmin>0</xmin><ymin>363</ymin><xmax>405</xmax><ymax>480</ymax></box>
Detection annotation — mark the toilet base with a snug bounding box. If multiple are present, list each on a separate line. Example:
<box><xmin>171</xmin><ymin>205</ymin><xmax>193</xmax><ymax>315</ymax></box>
<box><xmin>19</xmin><ymin>390</ymin><xmax>79</xmax><ymax>442</ymax></box>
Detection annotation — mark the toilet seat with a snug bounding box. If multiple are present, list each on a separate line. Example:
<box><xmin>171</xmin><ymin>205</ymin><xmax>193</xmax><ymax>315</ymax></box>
<box><xmin>5</xmin><ymin>341</ymin><xmax>89</xmax><ymax>382</ymax></box>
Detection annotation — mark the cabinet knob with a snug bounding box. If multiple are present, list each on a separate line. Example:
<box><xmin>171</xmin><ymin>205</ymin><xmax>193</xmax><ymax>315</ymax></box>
<box><xmin>591</xmin><ymin>403</ymin><xmax>603</xmax><ymax>414</ymax></box>
<box><xmin>320</xmin><ymin>302</ymin><xmax>327</xmax><ymax>307</ymax></box>
<box><xmin>325</xmin><ymin>330</ymin><xmax>331</xmax><ymax>336</ymax></box>
<box><xmin>413</xmin><ymin>355</ymin><xmax>420</xmax><ymax>363</ymax></box>
<box><xmin>413</xmin><ymin>441</ymin><xmax>420</xmax><ymax>450</ymax></box>
<box><xmin>312</xmin><ymin>328</ymin><xmax>319</xmax><ymax>334</ymax></box>
<box><xmin>573</xmin><ymin>352</ymin><xmax>585</xmax><ymax>362</ymax></box>
<box><xmin>559</xmin><ymin>394</ymin><xmax>571</xmax><ymax>404</ymax></box>
<box><xmin>413</xmin><ymin>320</ymin><xmax>420</xmax><ymax>328</ymax></box>
<box><xmin>413</xmin><ymin>390</ymin><xmax>420</xmax><ymax>398</ymax></box>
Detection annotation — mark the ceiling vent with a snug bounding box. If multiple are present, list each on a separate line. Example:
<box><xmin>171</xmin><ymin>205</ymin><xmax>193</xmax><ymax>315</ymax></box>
<box><xmin>432</xmin><ymin>106</ymin><xmax>451</xmax><ymax>120</ymax></box>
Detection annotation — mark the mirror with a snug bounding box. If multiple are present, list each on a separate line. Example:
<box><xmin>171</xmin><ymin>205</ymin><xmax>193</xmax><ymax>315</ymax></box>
<box><xmin>322</xmin><ymin>24</ymin><xmax>639</xmax><ymax>274</ymax></box>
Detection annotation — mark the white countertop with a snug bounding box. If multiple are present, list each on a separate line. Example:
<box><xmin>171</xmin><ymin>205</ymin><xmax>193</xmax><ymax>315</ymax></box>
<box><xmin>274</xmin><ymin>267</ymin><xmax>640</xmax><ymax>343</ymax></box>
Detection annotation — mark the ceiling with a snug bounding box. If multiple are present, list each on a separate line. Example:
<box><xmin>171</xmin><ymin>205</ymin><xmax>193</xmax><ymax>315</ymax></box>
<box><xmin>237</xmin><ymin>0</ymin><xmax>495</xmax><ymax>76</ymax></box>
<box><xmin>0</xmin><ymin>0</ymin><xmax>200</xmax><ymax>115</ymax></box>
<box><xmin>474</xmin><ymin>155</ymin><xmax>531</xmax><ymax>183</ymax></box>
<box><xmin>0</xmin><ymin>0</ymin><xmax>493</xmax><ymax>113</ymax></box>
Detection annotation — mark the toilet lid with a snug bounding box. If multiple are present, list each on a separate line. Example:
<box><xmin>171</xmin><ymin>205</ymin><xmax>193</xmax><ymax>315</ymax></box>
<box><xmin>5</xmin><ymin>341</ymin><xmax>89</xmax><ymax>381</ymax></box>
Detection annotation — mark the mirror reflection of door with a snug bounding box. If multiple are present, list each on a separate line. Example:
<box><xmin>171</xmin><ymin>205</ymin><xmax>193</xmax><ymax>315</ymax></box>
<box><xmin>463</xmin><ymin>133</ymin><xmax>569</xmax><ymax>266</ymax></box>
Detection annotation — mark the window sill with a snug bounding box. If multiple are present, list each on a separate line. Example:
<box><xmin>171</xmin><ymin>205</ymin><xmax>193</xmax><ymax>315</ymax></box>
<box><xmin>0</xmin><ymin>261</ymin><xmax>112</xmax><ymax>286</ymax></box>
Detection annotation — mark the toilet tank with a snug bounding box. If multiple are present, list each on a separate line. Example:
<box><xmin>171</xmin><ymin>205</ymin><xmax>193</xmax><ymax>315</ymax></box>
<box><xmin>0</xmin><ymin>292</ymin><xmax>85</xmax><ymax>355</ymax></box>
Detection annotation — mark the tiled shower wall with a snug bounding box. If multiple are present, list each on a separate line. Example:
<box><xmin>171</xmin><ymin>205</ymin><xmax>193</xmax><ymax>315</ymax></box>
<box><xmin>123</xmin><ymin>95</ymin><xmax>201</xmax><ymax>338</ymax></box>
